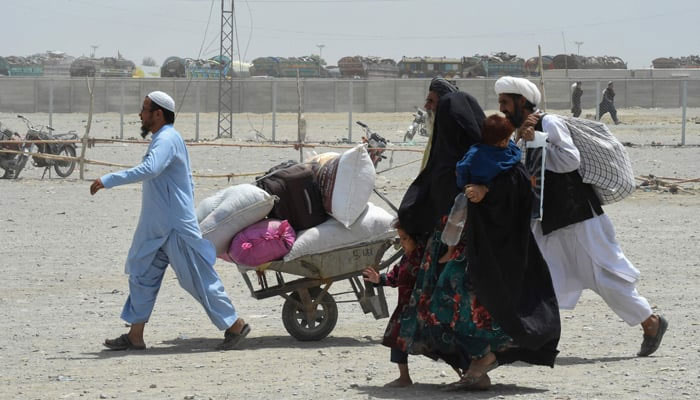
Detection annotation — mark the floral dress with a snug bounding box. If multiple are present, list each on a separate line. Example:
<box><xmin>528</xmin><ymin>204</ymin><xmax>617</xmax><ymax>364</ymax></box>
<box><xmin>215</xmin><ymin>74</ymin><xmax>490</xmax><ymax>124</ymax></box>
<box><xmin>397</xmin><ymin>230</ymin><xmax>513</xmax><ymax>366</ymax></box>
<box><xmin>377</xmin><ymin>244</ymin><xmax>424</xmax><ymax>350</ymax></box>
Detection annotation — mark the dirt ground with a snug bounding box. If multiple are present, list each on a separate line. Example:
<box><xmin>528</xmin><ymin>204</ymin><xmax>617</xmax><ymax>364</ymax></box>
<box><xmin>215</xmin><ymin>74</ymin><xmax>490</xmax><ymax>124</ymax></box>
<box><xmin>1</xmin><ymin>108</ymin><xmax>699</xmax><ymax>400</ymax></box>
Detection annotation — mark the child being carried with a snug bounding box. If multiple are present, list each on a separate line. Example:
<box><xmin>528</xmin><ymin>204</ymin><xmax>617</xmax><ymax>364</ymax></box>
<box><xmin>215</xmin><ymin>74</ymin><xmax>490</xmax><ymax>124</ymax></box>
<box><xmin>439</xmin><ymin>114</ymin><xmax>522</xmax><ymax>263</ymax></box>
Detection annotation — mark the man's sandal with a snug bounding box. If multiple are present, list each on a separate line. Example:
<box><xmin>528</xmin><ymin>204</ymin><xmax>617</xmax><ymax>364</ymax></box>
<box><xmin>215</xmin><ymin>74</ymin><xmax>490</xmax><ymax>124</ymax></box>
<box><xmin>218</xmin><ymin>323</ymin><xmax>251</xmax><ymax>350</ymax></box>
<box><xmin>103</xmin><ymin>334</ymin><xmax>146</xmax><ymax>351</ymax></box>
<box><xmin>638</xmin><ymin>315</ymin><xmax>668</xmax><ymax>357</ymax></box>
<box><xmin>441</xmin><ymin>358</ymin><xmax>498</xmax><ymax>391</ymax></box>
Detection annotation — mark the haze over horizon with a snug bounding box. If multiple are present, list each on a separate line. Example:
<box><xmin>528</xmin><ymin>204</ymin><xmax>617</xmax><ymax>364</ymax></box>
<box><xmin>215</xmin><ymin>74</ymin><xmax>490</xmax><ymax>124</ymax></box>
<box><xmin>2</xmin><ymin>0</ymin><xmax>698</xmax><ymax>69</ymax></box>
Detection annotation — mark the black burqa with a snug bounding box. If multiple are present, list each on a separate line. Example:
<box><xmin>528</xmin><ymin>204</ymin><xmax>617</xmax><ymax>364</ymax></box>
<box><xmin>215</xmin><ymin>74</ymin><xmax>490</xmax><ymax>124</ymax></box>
<box><xmin>398</xmin><ymin>90</ymin><xmax>485</xmax><ymax>236</ymax></box>
<box><xmin>466</xmin><ymin>163</ymin><xmax>561</xmax><ymax>366</ymax></box>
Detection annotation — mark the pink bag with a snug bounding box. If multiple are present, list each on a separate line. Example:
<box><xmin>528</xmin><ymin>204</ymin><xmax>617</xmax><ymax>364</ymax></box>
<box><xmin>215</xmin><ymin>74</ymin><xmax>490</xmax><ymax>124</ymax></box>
<box><xmin>224</xmin><ymin>219</ymin><xmax>296</xmax><ymax>267</ymax></box>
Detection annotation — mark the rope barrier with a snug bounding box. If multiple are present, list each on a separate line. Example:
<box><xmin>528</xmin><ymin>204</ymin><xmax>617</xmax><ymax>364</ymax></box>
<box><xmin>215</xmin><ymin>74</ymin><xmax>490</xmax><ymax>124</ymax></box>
<box><xmin>0</xmin><ymin>148</ymin><xmax>266</xmax><ymax>179</ymax></box>
<box><xmin>0</xmin><ymin>138</ymin><xmax>425</xmax><ymax>153</ymax></box>
<box><xmin>0</xmin><ymin>136</ymin><xmax>426</xmax><ymax>181</ymax></box>
<box><xmin>2</xmin><ymin>147</ymin><xmax>697</xmax><ymax>189</ymax></box>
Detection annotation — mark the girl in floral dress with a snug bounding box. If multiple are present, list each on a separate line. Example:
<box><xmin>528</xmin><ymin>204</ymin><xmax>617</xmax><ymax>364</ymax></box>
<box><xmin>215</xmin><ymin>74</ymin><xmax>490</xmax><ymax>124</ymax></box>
<box><xmin>363</xmin><ymin>221</ymin><xmax>424</xmax><ymax>388</ymax></box>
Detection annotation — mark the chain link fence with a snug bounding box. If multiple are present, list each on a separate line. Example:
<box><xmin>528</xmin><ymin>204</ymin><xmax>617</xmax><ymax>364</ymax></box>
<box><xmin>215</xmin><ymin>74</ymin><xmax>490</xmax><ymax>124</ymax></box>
<box><xmin>0</xmin><ymin>77</ymin><xmax>697</xmax><ymax>145</ymax></box>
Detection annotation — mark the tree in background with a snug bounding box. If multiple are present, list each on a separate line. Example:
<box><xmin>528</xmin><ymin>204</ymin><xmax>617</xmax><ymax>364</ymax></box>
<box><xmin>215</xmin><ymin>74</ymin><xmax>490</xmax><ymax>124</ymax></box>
<box><xmin>142</xmin><ymin>57</ymin><xmax>157</xmax><ymax>67</ymax></box>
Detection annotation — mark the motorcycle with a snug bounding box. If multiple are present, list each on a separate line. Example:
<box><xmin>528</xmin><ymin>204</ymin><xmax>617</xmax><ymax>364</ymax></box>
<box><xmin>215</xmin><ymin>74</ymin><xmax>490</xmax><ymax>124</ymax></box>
<box><xmin>0</xmin><ymin>115</ymin><xmax>79</xmax><ymax>179</ymax></box>
<box><xmin>403</xmin><ymin>107</ymin><xmax>429</xmax><ymax>142</ymax></box>
<box><xmin>356</xmin><ymin>121</ymin><xmax>388</xmax><ymax>168</ymax></box>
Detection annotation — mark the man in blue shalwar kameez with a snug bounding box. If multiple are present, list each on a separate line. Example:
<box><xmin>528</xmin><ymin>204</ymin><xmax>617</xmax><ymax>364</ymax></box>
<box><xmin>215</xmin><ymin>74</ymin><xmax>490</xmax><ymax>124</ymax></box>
<box><xmin>90</xmin><ymin>91</ymin><xmax>250</xmax><ymax>351</ymax></box>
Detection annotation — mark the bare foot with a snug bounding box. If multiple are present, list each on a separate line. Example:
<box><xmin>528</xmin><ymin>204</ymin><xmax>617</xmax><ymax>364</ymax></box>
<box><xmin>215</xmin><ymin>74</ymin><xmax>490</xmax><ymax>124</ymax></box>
<box><xmin>383</xmin><ymin>378</ymin><xmax>413</xmax><ymax>388</ymax></box>
<box><xmin>464</xmin><ymin>352</ymin><xmax>498</xmax><ymax>380</ymax></box>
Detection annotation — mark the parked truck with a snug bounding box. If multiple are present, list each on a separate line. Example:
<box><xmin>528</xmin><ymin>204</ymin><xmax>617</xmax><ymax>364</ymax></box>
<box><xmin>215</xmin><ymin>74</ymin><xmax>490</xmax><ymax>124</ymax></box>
<box><xmin>250</xmin><ymin>56</ymin><xmax>327</xmax><ymax>78</ymax></box>
<box><xmin>337</xmin><ymin>56</ymin><xmax>399</xmax><ymax>78</ymax></box>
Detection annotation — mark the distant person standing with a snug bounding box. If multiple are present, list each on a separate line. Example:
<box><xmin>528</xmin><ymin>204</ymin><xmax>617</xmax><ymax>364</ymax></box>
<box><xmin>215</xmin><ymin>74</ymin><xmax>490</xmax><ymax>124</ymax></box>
<box><xmin>597</xmin><ymin>81</ymin><xmax>620</xmax><ymax>124</ymax></box>
<box><xmin>571</xmin><ymin>81</ymin><xmax>583</xmax><ymax>118</ymax></box>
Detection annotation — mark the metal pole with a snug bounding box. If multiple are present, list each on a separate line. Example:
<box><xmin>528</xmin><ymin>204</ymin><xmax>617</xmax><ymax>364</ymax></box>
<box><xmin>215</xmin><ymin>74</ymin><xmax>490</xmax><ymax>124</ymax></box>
<box><xmin>272</xmin><ymin>80</ymin><xmax>277</xmax><ymax>141</ymax></box>
<box><xmin>333</xmin><ymin>80</ymin><xmax>337</xmax><ymax>112</ymax></box>
<box><xmin>195</xmin><ymin>83</ymin><xmax>201</xmax><ymax>141</ymax></box>
<box><xmin>394</xmin><ymin>79</ymin><xmax>398</xmax><ymax>112</ymax></box>
<box><xmin>595</xmin><ymin>81</ymin><xmax>601</xmax><ymax>120</ymax></box>
<box><xmin>681</xmin><ymin>80</ymin><xmax>687</xmax><ymax>146</ymax></box>
<box><xmin>119</xmin><ymin>80</ymin><xmax>125</xmax><ymax>139</ymax></box>
<box><xmin>104</xmin><ymin>78</ymin><xmax>108</xmax><ymax>113</ymax></box>
<box><xmin>49</xmin><ymin>79</ymin><xmax>54</xmax><ymax>128</ymax></box>
<box><xmin>348</xmin><ymin>80</ymin><xmax>353</xmax><ymax>142</ymax></box>
<box><xmin>69</xmin><ymin>79</ymin><xmax>74</xmax><ymax>113</ymax></box>
<box><xmin>484</xmin><ymin>79</ymin><xmax>489</xmax><ymax>109</ymax></box>
<box><xmin>33</xmin><ymin>79</ymin><xmax>38</xmax><ymax>113</ymax></box>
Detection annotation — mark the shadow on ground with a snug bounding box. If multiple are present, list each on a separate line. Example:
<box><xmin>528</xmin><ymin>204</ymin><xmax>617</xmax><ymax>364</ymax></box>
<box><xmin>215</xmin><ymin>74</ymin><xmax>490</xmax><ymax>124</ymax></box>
<box><xmin>73</xmin><ymin>334</ymin><xmax>379</xmax><ymax>359</ymax></box>
<box><xmin>355</xmin><ymin>382</ymin><xmax>548</xmax><ymax>399</ymax></box>
<box><xmin>555</xmin><ymin>355</ymin><xmax>637</xmax><ymax>366</ymax></box>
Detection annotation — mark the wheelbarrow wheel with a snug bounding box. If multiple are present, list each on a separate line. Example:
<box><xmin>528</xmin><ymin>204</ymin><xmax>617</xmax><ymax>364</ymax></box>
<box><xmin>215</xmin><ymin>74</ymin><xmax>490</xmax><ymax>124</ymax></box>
<box><xmin>282</xmin><ymin>287</ymin><xmax>338</xmax><ymax>341</ymax></box>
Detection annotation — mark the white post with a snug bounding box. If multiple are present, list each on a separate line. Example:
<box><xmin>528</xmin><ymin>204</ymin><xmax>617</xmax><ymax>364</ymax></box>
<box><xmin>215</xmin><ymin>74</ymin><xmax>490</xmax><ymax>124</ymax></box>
<box><xmin>119</xmin><ymin>80</ymin><xmax>125</xmax><ymax>139</ymax></box>
<box><xmin>348</xmin><ymin>80</ymin><xmax>353</xmax><ymax>142</ymax></box>
<box><xmin>333</xmin><ymin>80</ymin><xmax>338</xmax><ymax>112</ymax></box>
<box><xmin>394</xmin><ymin>79</ymin><xmax>398</xmax><ymax>112</ymax></box>
<box><xmin>195</xmin><ymin>83</ymin><xmax>201</xmax><ymax>141</ymax></box>
<box><xmin>272</xmin><ymin>80</ymin><xmax>277</xmax><ymax>141</ymax></box>
<box><xmin>595</xmin><ymin>81</ymin><xmax>601</xmax><ymax>120</ymax></box>
<box><xmin>681</xmin><ymin>80</ymin><xmax>687</xmax><ymax>146</ymax></box>
<box><xmin>49</xmin><ymin>79</ymin><xmax>54</xmax><ymax>128</ymax></box>
<box><xmin>33</xmin><ymin>79</ymin><xmax>38</xmax><ymax>113</ymax></box>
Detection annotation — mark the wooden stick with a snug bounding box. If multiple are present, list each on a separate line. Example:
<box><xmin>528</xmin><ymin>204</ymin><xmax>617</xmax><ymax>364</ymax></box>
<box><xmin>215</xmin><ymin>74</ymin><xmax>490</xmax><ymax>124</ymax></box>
<box><xmin>79</xmin><ymin>75</ymin><xmax>96</xmax><ymax>180</ymax></box>
<box><xmin>638</xmin><ymin>174</ymin><xmax>694</xmax><ymax>182</ymax></box>
<box><xmin>0</xmin><ymin>148</ymin><xmax>81</xmax><ymax>162</ymax></box>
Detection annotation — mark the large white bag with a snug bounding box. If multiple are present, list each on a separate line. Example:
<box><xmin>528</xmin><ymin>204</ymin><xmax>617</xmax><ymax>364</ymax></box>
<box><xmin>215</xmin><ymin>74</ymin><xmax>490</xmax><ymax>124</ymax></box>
<box><xmin>283</xmin><ymin>203</ymin><xmax>395</xmax><ymax>261</ymax></box>
<box><xmin>197</xmin><ymin>184</ymin><xmax>276</xmax><ymax>255</ymax></box>
<box><xmin>316</xmin><ymin>144</ymin><xmax>376</xmax><ymax>228</ymax></box>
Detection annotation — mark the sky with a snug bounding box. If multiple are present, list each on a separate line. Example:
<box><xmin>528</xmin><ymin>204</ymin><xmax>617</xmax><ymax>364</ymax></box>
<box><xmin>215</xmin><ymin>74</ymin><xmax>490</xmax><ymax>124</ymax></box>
<box><xmin>2</xmin><ymin>0</ymin><xmax>699</xmax><ymax>69</ymax></box>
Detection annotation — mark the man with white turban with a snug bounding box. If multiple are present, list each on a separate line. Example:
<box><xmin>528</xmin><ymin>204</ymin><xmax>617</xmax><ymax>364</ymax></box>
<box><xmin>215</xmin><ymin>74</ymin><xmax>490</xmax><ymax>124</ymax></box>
<box><xmin>90</xmin><ymin>91</ymin><xmax>250</xmax><ymax>351</ymax></box>
<box><xmin>495</xmin><ymin>76</ymin><xmax>667</xmax><ymax>357</ymax></box>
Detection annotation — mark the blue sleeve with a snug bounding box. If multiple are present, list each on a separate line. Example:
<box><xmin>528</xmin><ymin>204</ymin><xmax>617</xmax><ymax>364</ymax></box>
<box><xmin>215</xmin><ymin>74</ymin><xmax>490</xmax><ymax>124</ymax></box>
<box><xmin>101</xmin><ymin>134</ymin><xmax>176</xmax><ymax>188</ymax></box>
<box><xmin>456</xmin><ymin>150</ymin><xmax>474</xmax><ymax>189</ymax></box>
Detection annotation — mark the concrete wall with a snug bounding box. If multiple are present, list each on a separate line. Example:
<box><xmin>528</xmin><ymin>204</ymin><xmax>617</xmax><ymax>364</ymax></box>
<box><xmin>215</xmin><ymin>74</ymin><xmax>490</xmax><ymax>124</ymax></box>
<box><xmin>1</xmin><ymin>75</ymin><xmax>699</xmax><ymax>114</ymax></box>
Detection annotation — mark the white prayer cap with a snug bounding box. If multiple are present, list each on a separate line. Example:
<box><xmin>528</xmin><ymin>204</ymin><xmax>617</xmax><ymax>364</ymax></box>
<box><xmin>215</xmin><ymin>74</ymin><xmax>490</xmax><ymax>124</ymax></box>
<box><xmin>147</xmin><ymin>91</ymin><xmax>175</xmax><ymax>112</ymax></box>
<box><xmin>494</xmin><ymin>76</ymin><xmax>541</xmax><ymax>106</ymax></box>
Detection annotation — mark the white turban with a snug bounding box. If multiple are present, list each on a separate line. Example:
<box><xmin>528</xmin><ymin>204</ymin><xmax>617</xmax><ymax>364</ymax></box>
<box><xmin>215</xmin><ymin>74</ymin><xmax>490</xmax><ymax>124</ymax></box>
<box><xmin>147</xmin><ymin>91</ymin><xmax>175</xmax><ymax>112</ymax></box>
<box><xmin>494</xmin><ymin>76</ymin><xmax>541</xmax><ymax>106</ymax></box>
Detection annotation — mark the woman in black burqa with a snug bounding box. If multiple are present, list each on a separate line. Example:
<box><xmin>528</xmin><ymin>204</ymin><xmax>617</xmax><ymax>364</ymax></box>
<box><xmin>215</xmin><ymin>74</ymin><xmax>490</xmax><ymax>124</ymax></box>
<box><xmin>398</xmin><ymin>78</ymin><xmax>484</xmax><ymax>237</ymax></box>
<box><xmin>395</xmin><ymin>80</ymin><xmax>561</xmax><ymax>391</ymax></box>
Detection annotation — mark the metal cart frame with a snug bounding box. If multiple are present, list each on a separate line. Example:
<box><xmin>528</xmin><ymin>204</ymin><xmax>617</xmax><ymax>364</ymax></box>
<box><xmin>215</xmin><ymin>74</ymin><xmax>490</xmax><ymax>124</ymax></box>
<box><xmin>237</xmin><ymin>238</ymin><xmax>403</xmax><ymax>341</ymax></box>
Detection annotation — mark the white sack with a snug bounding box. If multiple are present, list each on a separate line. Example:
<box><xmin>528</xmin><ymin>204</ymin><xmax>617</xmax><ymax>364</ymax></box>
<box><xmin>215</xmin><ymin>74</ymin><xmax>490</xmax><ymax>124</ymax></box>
<box><xmin>283</xmin><ymin>203</ymin><xmax>395</xmax><ymax>261</ymax></box>
<box><xmin>197</xmin><ymin>184</ymin><xmax>276</xmax><ymax>255</ymax></box>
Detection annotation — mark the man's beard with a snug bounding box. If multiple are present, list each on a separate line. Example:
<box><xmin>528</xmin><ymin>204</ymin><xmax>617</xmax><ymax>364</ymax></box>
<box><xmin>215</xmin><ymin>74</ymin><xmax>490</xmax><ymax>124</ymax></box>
<box><xmin>505</xmin><ymin>105</ymin><xmax>524</xmax><ymax>128</ymax></box>
<box><xmin>140</xmin><ymin>124</ymin><xmax>150</xmax><ymax>139</ymax></box>
<box><xmin>425</xmin><ymin>110</ymin><xmax>435</xmax><ymax>138</ymax></box>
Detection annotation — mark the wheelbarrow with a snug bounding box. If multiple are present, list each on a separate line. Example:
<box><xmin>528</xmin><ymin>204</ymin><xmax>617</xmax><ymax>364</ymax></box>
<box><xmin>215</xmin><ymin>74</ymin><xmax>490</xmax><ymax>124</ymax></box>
<box><xmin>237</xmin><ymin>238</ymin><xmax>403</xmax><ymax>341</ymax></box>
